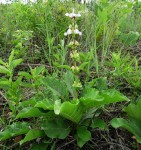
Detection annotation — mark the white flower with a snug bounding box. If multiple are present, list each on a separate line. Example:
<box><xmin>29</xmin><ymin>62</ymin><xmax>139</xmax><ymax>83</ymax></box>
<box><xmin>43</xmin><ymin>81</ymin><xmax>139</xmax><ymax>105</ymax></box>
<box><xmin>64</xmin><ymin>28</ymin><xmax>82</xmax><ymax>36</ymax></box>
<box><xmin>65</xmin><ymin>8</ymin><xmax>81</xmax><ymax>18</ymax></box>
<box><xmin>74</xmin><ymin>29</ymin><xmax>82</xmax><ymax>36</ymax></box>
<box><xmin>81</xmin><ymin>0</ymin><xmax>92</xmax><ymax>4</ymax></box>
<box><xmin>64</xmin><ymin>32</ymin><xmax>68</xmax><ymax>36</ymax></box>
<box><xmin>75</xmin><ymin>13</ymin><xmax>81</xmax><ymax>17</ymax></box>
<box><xmin>67</xmin><ymin>29</ymin><xmax>72</xmax><ymax>34</ymax></box>
<box><xmin>65</xmin><ymin>13</ymin><xmax>81</xmax><ymax>18</ymax></box>
<box><xmin>65</xmin><ymin>13</ymin><xmax>70</xmax><ymax>17</ymax></box>
<box><xmin>79</xmin><ymin>32</ymin><xmax>82</xmax><ymax>36</ymax></box>
<box><xmin>64</xmin><ymin>28</ymin><xmax>72</xmax><ymax>36</ymax></box>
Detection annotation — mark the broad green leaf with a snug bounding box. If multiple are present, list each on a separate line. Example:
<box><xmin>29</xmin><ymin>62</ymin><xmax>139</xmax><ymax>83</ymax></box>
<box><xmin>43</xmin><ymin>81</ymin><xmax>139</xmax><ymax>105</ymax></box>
<box><xmin>101</xmin><ymin>89</ymin><xmax>129</xmax><ymax>105</ymax></box>
<box><xmin>35</xmin><ymin>99</ymin><xmax>54</xmax><ymax>110</ymax></box>
<box><xmin>80</xmin><ymin>88</ymin><xmax>104</xmax><ymax>109</ymax></box>
<box><xmin>0</xmin><ymin>122</ymin><xmax>29</xmax><ymax>141</ymax></box>
<box><xmin>81</xmin><ymin>88</ymin><xmax>103</xmax><ymax>100</ymax></box>
<box><xmin>30</xmin><ymin>143</ymin><xmax>48</xmax><ymax>150</ymax></box>
<box><xmin>75</xmin><ymin>136</ymin><xmax>87</xmax><ymax>148</ymax></box>
<box><xmin>82</xmin><ymin>108</ymin><xmax>99</xmax><ymax>121</ymax></box>
<box><xmin>80</xmin><ymin>88</ymin><xmax>128</xmax><ymax>109</ymax></box>
<box><xmin>110</xmin><ymin>118</ymin><xmax>141</xmax><ymax>143</ymax></box>
<box><xmin>76</xmin><ymin>126</ymin><xmax>91</xmax><ymax>148</ymax></box>
<box><xmin>54</xmin><ymin>100</ymin><xmax>84</xmax><ymax>123</ymax></box>
<box><xmin>77</xmin><ymin>126</ymin><xmax>91</xmax><ymax>141</ymax></box>
<box><xmin>91</xmin><ymin>118</ymin><xmax>108</xmax><ymax>130</ymax></box>
<box><xmin>0</xmin><ymin>65</ymin><xmax>10</xmax><ymax>75</ymax></box>
<box><xmin>44</xmin><ymin>111</ymin><xmax>57</xmax><ymax>120</ymax></box>
<box><xmin>20</xmin><ymin>129</ymin><xmax>46</xmax><ymax>145</ymax></box>
<box><xmin>41</xmin><ymin>117</ymin><xmax>71</xmax><ymax>139</ymax></box>
<box><xmin>124</xmin><ymin>100</ymin><xmax>141</xmax><ymax>122</ymax></box>
<box><xmin>17</xmin><ymin>99</ymin><xmax>36</xmax><ymax>109</ymax></box>
<box><xmin>16</xmin><ymin>107</ymin><xmax>44</xmax><ymax>119</ymax></box>
<box><xmin>54</xmin><ymin>100</ymin><xmax>61</xmax><ymax>114</ymax></box>
<box><xmin>12</xmin><ymin>59</ymin><xmax>22</xmax><ymax>68</ymax></box>
<box><xmin>42</xmin><ymin>77</ymin><xmax>68</xmax><ymax>98</ymax></box>
<box><xmin>63</xmin><ymin>71</ymin><xmax>75</xmax><ymax>98</ymax></box>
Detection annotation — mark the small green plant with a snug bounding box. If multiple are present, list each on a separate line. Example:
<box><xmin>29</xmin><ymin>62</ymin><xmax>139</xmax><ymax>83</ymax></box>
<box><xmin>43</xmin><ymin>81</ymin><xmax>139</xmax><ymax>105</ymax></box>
<box><xmin>0</xmin><ymin>29</ymin><xmax>33</xmax><ymax>119</ymax></box>
<box><xmin>12</xmin><ymin>30</ymin><xmax>33</xmax><ymax>58</ymax></box>
<box><xmin>110</xmin><ymin>51</ymin><xmax>134</xmax><ymax>77</ymax></box>
<box><xmin>119</xmin><ymin>31</ymin><xmax>140</xmax><ymax>46</ymax></box>
<box><xmin>109</xmin><ymin>51</ymin><xmax>141</xmax><ymax>89</ymax></box>
<box><xmin>0</xmin><ymin>50</ymin><xmax>23</xmax><ymax>116</ymax></box>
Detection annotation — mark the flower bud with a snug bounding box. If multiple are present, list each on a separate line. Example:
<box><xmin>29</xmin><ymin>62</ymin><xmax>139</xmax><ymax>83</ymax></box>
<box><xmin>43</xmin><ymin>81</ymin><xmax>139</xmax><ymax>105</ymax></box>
<box><xmin>72</xmin><ymin>81</ymin><xmax>82</xmax><ymax>88</ymax></box>
<box><xmin>71</xmin><ymin>66</ymin><xmax>80</xmax><ymax>74</ymax></box>
<box><xmin>70</xmin><ymin>50</ymin><xmax>80</xmax><ymax>62</ymax></box>
<box><xmin>68</xmin><ymin>40</ymin><xmax>80</xmax><ymax>47</ymax></box>
<box><xmin>75</xmin><ymin>24</ymin><xmax>78</xmax><ymax>29</ymax></box>
<box><xmin>69</xmin><ymin>24</ymin><xmax>72</xmax><ymax>29</ymax></box>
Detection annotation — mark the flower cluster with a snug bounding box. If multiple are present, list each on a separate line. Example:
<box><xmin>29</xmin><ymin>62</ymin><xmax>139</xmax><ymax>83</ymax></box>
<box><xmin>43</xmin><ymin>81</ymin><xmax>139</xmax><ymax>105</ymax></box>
<box><xmin>64</xmin><ymin>8</ymin><xmax>82</xmax><ymax>89</ymax></box>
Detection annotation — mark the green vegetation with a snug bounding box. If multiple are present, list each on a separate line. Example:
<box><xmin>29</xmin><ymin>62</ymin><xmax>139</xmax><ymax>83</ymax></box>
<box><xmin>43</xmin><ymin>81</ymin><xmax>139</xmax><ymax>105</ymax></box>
<box><xmin>0</xmin><ymin>0</ymin><xmax>141</xmax><ymax>149</ymax></box>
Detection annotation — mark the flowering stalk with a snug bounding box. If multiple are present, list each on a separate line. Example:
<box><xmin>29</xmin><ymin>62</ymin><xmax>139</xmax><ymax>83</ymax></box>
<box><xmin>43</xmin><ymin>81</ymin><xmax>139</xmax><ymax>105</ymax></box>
<box><xmin>64</xmin><ymin>8</ymin><xmax>82</xmax><ymax>98</ymax></box>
